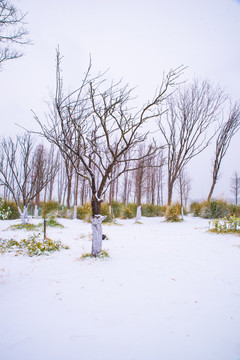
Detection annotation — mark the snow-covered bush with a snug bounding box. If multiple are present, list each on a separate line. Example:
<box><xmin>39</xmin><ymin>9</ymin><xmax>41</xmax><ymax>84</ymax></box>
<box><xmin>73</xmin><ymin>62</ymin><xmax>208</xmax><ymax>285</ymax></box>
<box><xmin>77</xmin><ymin>202</ymin><xmax>92</xmax><ymax>221</ymax></box>
<box><xmin>210</xmin><ymin>216</ymin><xmax>240</xmax><ymax>233</ymax></box>
<box><xmin>41</xmin><ymin>201</ymin><xmax>60</xmax><ymax>218</ymax></box>
<box><xmin>141</xmin><ymin>204</ymin><xmax>166</xmax><ymax>217</ymax></box>
<box><xmin>190</xmin><ymin>201</ymin><xmax>203</xmax><ymax>217</ymax></box>
<box><xmin>200</xmin><ymin>200</ymin><xmax>229</xmax><ymax>219</ymax></box>
<box><xmin>0</xmin><ymin>233</ymin><xmax>69</xmax><ymax>256</ymax></box>
<box><xmin>165</xmin><ymin>203</ymin><xmax>182</xmax><ymax>222</ymax></box>
<box><xmin>122</xmin><ymin>204</ymin><xmax>137</xmax><ymax>219</ymax></box>
<box><xmin>0</xmin><ymin>198</ymin><xmax>12</xmax><ymax>220</ymax></box>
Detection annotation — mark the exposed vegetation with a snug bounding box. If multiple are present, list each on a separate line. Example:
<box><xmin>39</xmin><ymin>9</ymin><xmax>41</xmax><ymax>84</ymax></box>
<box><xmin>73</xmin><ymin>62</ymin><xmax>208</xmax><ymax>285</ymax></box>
<box><xmin>0</xmin><ymin>233</ymin><xmax>69</xmax><ymax>256</ymax></box>
<box><xmin>8</xmin><ymin>218</ymin><xmax>63</xmax><ymax>231</ymax></box>
<box><xmin>9</xmin><ymin>223</ymin><xmax>41</xmax><ymax>231</ymax></box>
<box><xmin>209</xmin><ymin>216</ymin><xmax>240</xmax><ymax>234</ymax></box>
<box><xmin>165</xmin><ymin>203</ymin><xmax>182</xmax><ymax>222</ymax></box>
<box><xmin>80</xmin><ymin>249</ymin><xmax>110</xmax><ymax>260</ymax></box>
<box><xmin>0</xmin><ymin>198</ymin><xmax>12</xmax><ymax>220</ymax></box>
<box><xmin>190</xmin><ymin>200</ymin><xmax>240</xmax><ymax>219</ymax></box>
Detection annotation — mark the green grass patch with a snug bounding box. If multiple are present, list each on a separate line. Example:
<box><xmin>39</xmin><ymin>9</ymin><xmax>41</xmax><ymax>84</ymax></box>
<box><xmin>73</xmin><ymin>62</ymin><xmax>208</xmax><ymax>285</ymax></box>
<box><xmin>9</xmin><ymin>223</ymin><xmax>42</xmax><ymax>231</ymax></box>
<box><xmin>46</xmin><ymin>218</ymin><xmax>64</xmax><ymax>228</ymax></box>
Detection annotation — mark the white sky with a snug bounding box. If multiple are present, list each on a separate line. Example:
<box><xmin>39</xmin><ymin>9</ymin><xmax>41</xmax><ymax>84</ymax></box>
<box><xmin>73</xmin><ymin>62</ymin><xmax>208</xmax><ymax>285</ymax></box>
<box><xmin>0</xmin><ymin>0</ymin><xmax>240</xmax><ymax>201</ymax></box>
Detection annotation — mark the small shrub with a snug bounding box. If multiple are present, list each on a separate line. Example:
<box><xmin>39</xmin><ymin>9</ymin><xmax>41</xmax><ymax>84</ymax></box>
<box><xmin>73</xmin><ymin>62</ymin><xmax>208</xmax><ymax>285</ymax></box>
<box><xmin>101</xmin><ymin>202</ymin><xmax>113</xmax><ymax>223</ymax></box>
<box><xmin>9</xmin><ymin>223</ymin><xmax>41</xmax><ymax>231</ymax></box>
<box><xmin>122</xmin><ymin>203</ymin><xmax>136</xmax><ymax>219</ymax></box>
<box><xmin>209</xmin><ymin>216</ymin><xmax>240</xmax><ymax>233</ymax></box>
<box><xmin>228</xmin><ymin>204</ymin><xmax>240</xmax><ymax>217</ymax></box>
<box><xmin>1</xmin><ymin>200</ymin><xmax>19</xmax><ymax>219</ymax></box>
<box><xmin>77</xmin><ymin>203</ymin><xmax>92</xmax><ymax>221</ymax></box>
<box><xmin>111</xmin><ymin>201</ymin><xmax>122</xmax><ymax>218</ymax></box>
<box><xmin>159</xmin><ymin>205</ymin><xmax>167</xmax><ymax>217</ymax></box>
<box><xmin>165</xmin><ymin>203</ymin><xmax>182</xmax><ymax>222</ymax></box>
<box><xmin>41</xmin><ymin>201</ymin><xmax>59</xmax><ymax>218</ymax></box>
<box><xmin>46</xmin><ymin>218</ymin><xmax>64</xmax><ymax>228</ymax></box>
<box><xmin>0</xmin><ymin>198</ymin><xmax>12</xmax><ymax>220</ymax></box>
<box><xmin>57</xmin><ymin>205</ymin><xmax>68</xmax><ymax>218</ymax></box>
<box><xmin>201</xmin><ymin>200</ymin><xmax>229</xmax><ymax>219</ymax></box>
<box><xmin>141</xmin><ymin>204</ymin><xmax>161</xmax><ymax>217</ymax></box>
<box><xmin>190</xmin><ymin>201</ymin><xmax>203</xmax><ymax>217</ymax></box>
<box><xmin>0</xmin><ymin>233</ymin><xmax>69</xmax><ymax>256</ymax></box>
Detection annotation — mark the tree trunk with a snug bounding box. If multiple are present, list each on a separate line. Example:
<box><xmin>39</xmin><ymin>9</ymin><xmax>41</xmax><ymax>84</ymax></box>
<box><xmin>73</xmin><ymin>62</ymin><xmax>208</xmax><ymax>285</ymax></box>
<box><xmin>34</xmin><ymin>204</ymin><xmax>39</xmax><ymax>218</ymax></box>
<box><xmin>207</xmin><ymin>180</ymin><xmax>216</xmax><ymax>202</ymax></box>
<box><xmin>73</xmin><ymin>205</ymin><xmax>77</xmax><ymax>219</ymax></box>
<box><xmin>73</xmin><ymin>173</ymin><xmax>79</xmax><ymax>219</ymax></box>
<box><xmin>19</xmin><ymin>206</ymin><xmax>29</xmax><ymax>224</ymax></box>
<box><xmin>91</xmin><ymin>215</ymin><xmax>105</xmax><ymax>256</ymax></box>
<box><xmin>135</xmin><ymin>205</ymin><xmax>142</xmax><ymax>222</ymax></box>
<box><xmin>167</xmin><ymin>181</ymin><xmax>173</xmax><ymax>206</ymax></box>
<box><xmin>66</xmin><ymin>178</ymin><xmax>72</xmax><ymax>210</ymax></box>
<box><xmin>91</xmin><ymin>196</ymin><xmax>105</xmax><ymax>256</ymax></box>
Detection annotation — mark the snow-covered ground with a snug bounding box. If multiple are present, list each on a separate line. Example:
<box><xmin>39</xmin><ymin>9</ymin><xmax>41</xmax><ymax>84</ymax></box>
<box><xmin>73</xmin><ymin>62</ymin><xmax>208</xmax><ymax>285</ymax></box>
<box><xmin>0</xmin><ymin>216</ymin><xmax>240</xmax><ymax>360</ymax></box>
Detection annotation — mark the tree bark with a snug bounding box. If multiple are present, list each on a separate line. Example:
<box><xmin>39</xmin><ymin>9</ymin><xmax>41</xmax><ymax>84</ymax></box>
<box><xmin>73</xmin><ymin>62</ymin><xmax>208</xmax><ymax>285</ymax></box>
<box><xmin>167</xmin><ymin>180</ymin><xmax>174</xmax><ymax>206</ymax></box>
<box><xmin>91</xmin><ymin>196</ymin><xmax>105</xmax><ymax>256</ymax></box>
<box><xmin>91</xmin><ymin>215</ymin><xmax>105</xmax><ymax>256</ymax></box>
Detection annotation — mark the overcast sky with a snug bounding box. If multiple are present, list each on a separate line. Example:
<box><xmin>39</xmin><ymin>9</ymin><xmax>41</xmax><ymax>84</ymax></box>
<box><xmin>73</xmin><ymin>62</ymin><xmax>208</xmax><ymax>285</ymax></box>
<box><xmin>1</xmin><ymin>0</ymin><xmax>240</xmax><ymax>201</ymax></box>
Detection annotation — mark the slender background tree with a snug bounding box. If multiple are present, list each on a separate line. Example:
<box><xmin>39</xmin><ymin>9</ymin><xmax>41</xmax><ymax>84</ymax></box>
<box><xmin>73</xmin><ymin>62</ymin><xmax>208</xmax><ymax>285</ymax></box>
<box><xmin>158</xmin><ymin>79</ymin><xmax>226</xmax><ymax>205</ymax></box>
<box><xmin>207</xmin><ymin>102</ymin><xmax>240</xmax><ymax>200</ymax></box>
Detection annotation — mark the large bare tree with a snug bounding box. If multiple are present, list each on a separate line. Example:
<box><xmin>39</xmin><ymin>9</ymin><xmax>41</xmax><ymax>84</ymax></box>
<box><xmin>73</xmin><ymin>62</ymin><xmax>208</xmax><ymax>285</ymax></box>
<box><xmin>158</xmin><ymin>79</ymin><xmax>226</xmax><ymax>205</ymax></box>
<box><xmin>207</xmin><ymin>102</ymin><xmax>240</xmax><ymax>200</ymax></box>
<box><xmin>33</xmin><ymin>49</ymin><xmax>183</xmax><ymax>256</ymax></box>
<box><xmin>0</xmin><ymin>0</ymin><xmax>29</xmax><ymax>68</ymax></box>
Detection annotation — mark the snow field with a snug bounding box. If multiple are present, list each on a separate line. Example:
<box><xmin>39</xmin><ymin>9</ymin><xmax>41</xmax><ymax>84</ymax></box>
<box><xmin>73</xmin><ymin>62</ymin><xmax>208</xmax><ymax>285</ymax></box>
<box><xmin>0</xmin><ymin>216</ymin><xmax>240</xmax><ymax>360</ymax></box>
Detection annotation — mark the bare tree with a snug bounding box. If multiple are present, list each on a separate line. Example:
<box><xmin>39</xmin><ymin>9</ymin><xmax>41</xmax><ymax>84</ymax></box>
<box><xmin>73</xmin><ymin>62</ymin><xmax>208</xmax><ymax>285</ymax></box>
<box><xmin>207</xmin><ymin>103</ymin><xmax>240</xmax><ymax>200</ymax></box>
<box><xmin>158</xmin><ymin>79</ymin><xmax>226</xmax><ymax>205</ymax></box>
<box><xmin>33</xmin><ymin>49</ymin><xmax>183</xmax><ymax>256</ymax></box>
<box><xmin>156</xmin><ymin>150</ymin><xmax>165</xmax><ymax>206</ymax></box>
<box><xmin>0</xmin><ymin>133</ymin><xmax>58</xmax><ymax>223</ymax></box>
<box><xmin>32</xmin><ymin>143</ymin><xmax>48</xmax><ymax>217</ymax></box>
<box><xmin>0</xmin><ymin>0</ymin><xmax>30</xmax><ymax>68</ymax></box>
<box><xmin>230</xmin><ymin>171</ymin><xmax>240</xmax><ymax>205</ymax></box>
<box><xmin>177</xmin><ymin>167</ymin><xmax>191</xmax><ymax>218</ymax></box>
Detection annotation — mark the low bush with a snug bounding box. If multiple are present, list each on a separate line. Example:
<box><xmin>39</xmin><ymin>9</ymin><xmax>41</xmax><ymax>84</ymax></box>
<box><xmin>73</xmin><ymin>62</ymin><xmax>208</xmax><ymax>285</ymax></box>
<box><xmin>101</xmin><ymin>202</ymin><xmax>113</xmax><ymax>223</ymax></box>
<box><xmin>165</xmin><ymin>203</ymin><xmax>182</xmax><ymax>222</ymax></box>
<box><xmin>1</xmin><ymin>200</ymin><xmax>19</xmax><ymax>219</ymax></box>
<box><xmin>190</xmin><ymin>201</ymin><xmax>203</xmax><ymax>217</ymax></box>
<box><xmin>41</xmin><ymin>201</ymin><xmax>59</xmax><ymax>218</ymax></box>
<box><xmin>77</xmin><ymin>203</ymin><xmax>92</xmax><ymax>221</ymax></box>
<box><xmin>209</xmin><ymin>216</ymin><xmax>240</xmax><ymax>233</ymax></box>
<box><xmin>0</xmin><ymin>233</ymin><xmax>69</xmax><ymax>256</ymax></box>
<box><xmin>9</xmin><ymin>223</ymin><xmax>41</xmax><ymax>231</ymax></box>
<box><xmin>200</xmin><ymin>200</ymin><xmax>229</xmax><ymax>219</ymax></box>
<box><xmin>141</xmin><ymin>204</ymin><xmax>159</xmax><ymax>217</ymax></box>
<box><xmin>228</xmin><ymin>204</ymin><xmax>240</xmax><ymax>217</ymax></box>
<box><xmin>122</xmin><ymin>203</ymin><xmax>137</xmax><ymax>219</ymax></box>
<box><xmin>46</xmin><ymin>218</ymin><xmax>64</xmax><ymax>228</ymax></box>
<box><xmin>111</xmin><ymin>201</ymin><xmax>122</xmax><ymax>218</ymax></box>
<box><xmin>0</xmin><ymin>198</ymin><xmax>12</xmax><ymax>220</ymax></box>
